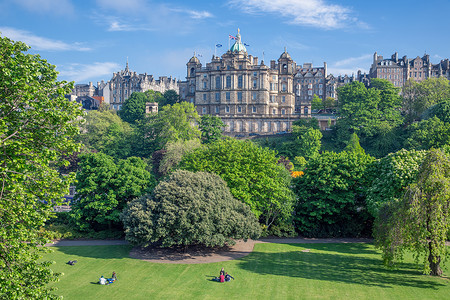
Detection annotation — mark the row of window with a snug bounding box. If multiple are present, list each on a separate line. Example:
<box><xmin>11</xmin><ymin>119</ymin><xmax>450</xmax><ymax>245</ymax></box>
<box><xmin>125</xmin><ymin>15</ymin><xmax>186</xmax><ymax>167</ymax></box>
<box><xmin>202</xmin><ymin>106</ymin><xmax>287</xmax><ymax>115</ymax></box>
<box><xmin>203</xmin><ymin>92</ymin><xmax>290</xmax><ymax>102</ymax></box>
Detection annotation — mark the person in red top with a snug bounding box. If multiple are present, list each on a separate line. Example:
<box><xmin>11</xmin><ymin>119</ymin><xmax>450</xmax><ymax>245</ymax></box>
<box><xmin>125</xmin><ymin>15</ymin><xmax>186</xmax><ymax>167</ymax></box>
<box><xmin>219</xmin><ymin>274</ymin><xmax>225</xmax><ymax>283</ymax></box>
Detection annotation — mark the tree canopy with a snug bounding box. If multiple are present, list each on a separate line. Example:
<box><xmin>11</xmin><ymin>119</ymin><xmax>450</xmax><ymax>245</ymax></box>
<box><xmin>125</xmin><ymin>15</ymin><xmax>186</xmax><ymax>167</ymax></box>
<box><xmin>336</xmin><ymin>80</ymin><xmax>403</xmax><ymax>157</ymax></box>
<box><xmin>375</xmin><ymin>149</ymin><xmax>450</xmax><ymax>276</ymax></box>
<box><xmin>179</xmin><ymin>139</ymin><xmax>295</xmax><ymax>228</ymax></box>
<box><xmin>70</xmin><ymin>153</ymin><xmax>154</xmax><ymax>231</ymax></box>
<box><xmin>0</xmin><ymin>36</ymin><xmax>83</xmax><ymax>299</ymax></box>
<box><xmin>199</xmin><ymin>114</ymin><xmax>225</xmax><ymax>144</ymax></box>
<box><xmin>119</xmin><ymin>90</ymin><xmax>164</xmax><ymax>124</ymax></box>
<box><xmin>121</xmin><ymin>170</ymin><xmax>261</xmax><ymax>248</ymax></box>
<box><xmin>293</xmin><ymin>150</ymin><xmax>375</xmax><ymax>237</ymax></box>
<box><xmin>78</xmin><ymin>110</ymin><xmax>133</xmax><ymax>159</ymax></box>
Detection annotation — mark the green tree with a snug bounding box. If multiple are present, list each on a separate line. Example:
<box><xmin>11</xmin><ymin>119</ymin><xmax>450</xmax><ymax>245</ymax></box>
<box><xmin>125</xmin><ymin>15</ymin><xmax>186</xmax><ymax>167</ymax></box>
<box><xmin>311</xmin><ymin>94</ymin><xmax>323</xmax><ymax>110</ymax></box>
<box><xmin>121</xmin><ymin>170</ymin><xmax>261</xmax><ymax>247</ymax></box>
<box><xmin>71</xmin><ymin>153</ymin><xmax>154</xmax><ymax>231</ymax></box>
<box><xmin>404</xmin><ymin>117</ymin><xmax>450</xmax><ymax>150</ymax></box>
<box><xmin>402</xmin><ymin>77</ymin><xmax>450</xmax><ymax>123</ymax></box>
<box><xmin>375</xmin><ymin>149</ymin><xmax>450</xmax><ymax>276</ymax></box>
<box><xmin>179</xmin><ymin>139</ymin><xmax>295</xmax><ymax>229</ymax></box>
<box><xmin>161</xmin><ymin>89</ymin><xmax>180</xmax><ymax>107</ymax></box>
<box><xmin>344</xmin><ymin>133</ymin><xmax>365</xmax><ymax>155</ymax></box>
<box><xmin>199</xmin><ymin>114</ymin><xmax>225</xmax><ymax>144</ymax></box>
<box><xmin>150</xmin><ymin>101</ymin><xmax>201</xmax><ymax>149</ymax></box>
<box><xmin>130</xmin><ymin>102</ymin><xmax>201</xmax><ymax>158</ymax></box>
<box><xmin>119</xmin><ymin>90</ymin><xmax>164</xmax><ymax>124</ymax></box>
<box><xmin>158</xmin><ymin>139</ymin><xmax>202</xmax><ymax>177</ymax></box>
<box><xmin>364</xmin><ymin>149</ymin><xmax>427</xmax><ymax>217</ymax></box>
<box><xmin>293</xmin><ymin>150</ymin><xmax>375</xmax><ymax>237</ymax></box>
<box><xmin>0</xmin><ymin>36</ymin><xmax>83</xmax><ymax>299</ymax></box>
<box><xmin>78</xmin><ymin>110</ymin><xmax>133</xmax><ymax>159</ymax></box>
<box><xmin>336</xmin><ymin>80</ymin><xmax>403</xmax><ymax>156</ymax></box>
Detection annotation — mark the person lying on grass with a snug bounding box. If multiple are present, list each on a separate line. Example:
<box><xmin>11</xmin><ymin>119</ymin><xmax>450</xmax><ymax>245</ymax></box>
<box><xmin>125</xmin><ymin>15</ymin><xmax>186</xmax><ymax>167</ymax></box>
<box><xmin>225</xmin><ymin>273</ymin><xmax>234</xmax><ymax>282</ymax></box>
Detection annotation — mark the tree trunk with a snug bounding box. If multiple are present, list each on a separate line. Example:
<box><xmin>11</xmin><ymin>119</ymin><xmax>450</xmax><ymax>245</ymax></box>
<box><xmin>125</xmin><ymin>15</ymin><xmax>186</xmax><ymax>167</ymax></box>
<box><xmin>428</xmin><ymin>242</ymin><xmax>443</xmax><ymax>276</ymax></box>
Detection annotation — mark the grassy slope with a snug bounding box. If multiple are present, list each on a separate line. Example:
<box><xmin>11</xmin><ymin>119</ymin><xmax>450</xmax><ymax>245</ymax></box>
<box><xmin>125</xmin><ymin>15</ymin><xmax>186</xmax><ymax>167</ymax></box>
<box><xmin>45</xmin><ymin>243</ymin><xmax>449</xmax><ymax>300</ymax></box>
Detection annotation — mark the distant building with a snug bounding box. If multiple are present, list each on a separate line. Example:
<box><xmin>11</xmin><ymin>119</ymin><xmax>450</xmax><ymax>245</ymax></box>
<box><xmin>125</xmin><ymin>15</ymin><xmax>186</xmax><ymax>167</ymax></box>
<box><xmin>179</xmin><ymin>29</ymin><xmax>319</xmax><ymax>135</ymax></box>
<box><xmin>294</xmin><ymin>62</ymin><xmax>327</xmax><ymax>112</ymax></box>
<box><xmin>108</xmin><ymin>61</ymin><xmax>179</xmax><ymax>111</ymax></box>
<box><xmin>68</xmin><ymin>61</ymin><xmax>179</xmax><ymax>111</ymax></box>
<box><xmin>369</xmin><ymin>52</ymin><xmax>450</xmax><ymax>86</ymax></box>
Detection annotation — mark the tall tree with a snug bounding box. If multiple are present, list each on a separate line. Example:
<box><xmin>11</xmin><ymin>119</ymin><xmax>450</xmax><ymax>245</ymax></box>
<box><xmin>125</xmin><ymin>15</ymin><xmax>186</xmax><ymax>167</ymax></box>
<box><xmin>402</xmin><ymin>77</ymin><xmax>450</xmax><ymax>123</ymax></box>
<box><xmin>161</xmin><ymin>89</ymin><xmax>180</xmax><ymax>107</ymax></box>
<box><xmin>375</xmin><ymin>149</ymin><xmax>450</xmax><ymax>276</ymax></box>
<box><xmin>336</xmin><ymin>80</ymin><xmax>403</xmax><ymax>156</ymax></box>
<box><xmin>71</xmin><ymin>153</ymin><xmax>154</xmax><ymax>231</ymax></box>
<box><xmin>199</xmin><ymin>114</ymin><xmax>225</xmax><ymax>144</ymax></box>
<box><xmin>119</xmin><ymin>90</ymin><xmax>164</xmax><ymax>124</ymax></box>
<box><xmin>78</xmin><ymin>110</ymin><xmax>133</xmax><ymax>159</ymax></box>
<box><xmin>179</xmin><ymin>139</ymin><xmax>295</xmax><ymax>229</ymax></box>
<box><xmin>0</xmin><ymin>36</ymin><xmax>83</xmax><ymax>298</ymax></box>
<box><xmin>293</xmin><ymin>150</ymin><xmax>375</xmax><ymax>237</ymax></box>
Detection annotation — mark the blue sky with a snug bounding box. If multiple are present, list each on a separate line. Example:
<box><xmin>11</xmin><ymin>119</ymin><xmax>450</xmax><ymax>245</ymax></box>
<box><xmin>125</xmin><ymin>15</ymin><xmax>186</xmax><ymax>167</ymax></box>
<box><xmin>1</xmin><ymin>0</ymin><xmax>449</xmax><ymax>85</ymax></box>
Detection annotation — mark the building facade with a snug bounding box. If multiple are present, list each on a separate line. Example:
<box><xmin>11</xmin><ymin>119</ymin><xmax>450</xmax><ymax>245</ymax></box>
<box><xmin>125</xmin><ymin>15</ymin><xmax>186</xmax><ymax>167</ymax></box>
<box><xmin>369</xmin><ymin>52</ymin><xmax>450</xmax><ymax>86</ymax></box>
<box><xmin>179</xmin><ymin>30</ymin><xmax>315</xmax><ymax>135</ymax></box>
<box><xmin>108</xmin><ymin>62</ymin><xmax>179</xmax><ymax>110</ymax></box>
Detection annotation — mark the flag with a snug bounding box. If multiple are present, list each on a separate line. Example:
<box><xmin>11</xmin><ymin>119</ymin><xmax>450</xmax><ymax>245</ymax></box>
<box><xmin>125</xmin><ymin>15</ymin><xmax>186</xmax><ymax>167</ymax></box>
<box><xmin>229</xmin><ymin>35</ymin><xmax>235</xmax><ymax>40</ymax></box>
<box><xmin>244</xmin><ymin>43</ymin><xmax>250</xmax><ymax>47</ymax></box>
<box><xmin>216</xmin><ymin>44</ymin><xmax>222</xmax><ymax>48</ymax></box>
<box><xmin>197</xmin><ymin>54</ymin><xmax>203</xmax><ymax>57</ymax></box>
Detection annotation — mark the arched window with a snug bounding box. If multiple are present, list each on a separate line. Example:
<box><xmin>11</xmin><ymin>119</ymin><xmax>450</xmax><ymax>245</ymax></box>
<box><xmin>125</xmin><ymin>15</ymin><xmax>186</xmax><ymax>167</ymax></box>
<box><xmin>190</xmin><ymin>67</ymin><xmax>195</xmax><ymax>77</ymax></box>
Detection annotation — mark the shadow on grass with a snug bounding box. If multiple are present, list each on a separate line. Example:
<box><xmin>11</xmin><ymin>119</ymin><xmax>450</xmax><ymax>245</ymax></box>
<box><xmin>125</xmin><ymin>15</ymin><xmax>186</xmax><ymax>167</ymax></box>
<box><xmin>237</xmin><ymin>244</ymin><xmax>444</xmax><ymax>289</ymax></box>
<box><xmin>55</xmin><ymin>245</ymin><xmax>133</xmax><ymax>260</ymax></box>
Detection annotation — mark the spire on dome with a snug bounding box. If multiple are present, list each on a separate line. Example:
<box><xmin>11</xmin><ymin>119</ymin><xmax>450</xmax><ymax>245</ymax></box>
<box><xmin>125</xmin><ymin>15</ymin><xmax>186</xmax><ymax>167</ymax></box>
<box><xmin>230</xmin><ymin>28</ymin><xmax>247</xmax><ymax>53</ymax></box>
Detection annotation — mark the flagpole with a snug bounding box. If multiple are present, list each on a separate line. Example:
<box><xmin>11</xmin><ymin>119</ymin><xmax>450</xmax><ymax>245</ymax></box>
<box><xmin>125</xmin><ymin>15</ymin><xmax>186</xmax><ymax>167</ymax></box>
<box><xmin>214</xmin><ymin>44</ymin><xmax>216</xmax><ymax>58</ymax></box>
<box><xmin>228</xmin><ymin>36</ymin><xmax>230</xmax><ymax>51</ymax></box>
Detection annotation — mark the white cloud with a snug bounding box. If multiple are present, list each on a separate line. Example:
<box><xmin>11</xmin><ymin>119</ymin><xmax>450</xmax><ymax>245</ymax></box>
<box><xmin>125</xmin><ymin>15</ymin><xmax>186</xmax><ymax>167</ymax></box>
<box><xmin>107</xmin><ymin>19</ymin><xmax>155</xmax><ymax>32</ymax></box>
<box><xmin>58</xmin><ymin>62</ymin><xmax>121</xmax><ymax>83</ymax></box>
<box><xmin>14</xmin><ymin>0</ymin><xmax>74</xmax><ymax>15</ymax></box>
<box><xmin>228</xmin><ymin>0</ymin><xmax>364</xmax><ymax>29</ymax></box>
<box><xmin>328</xmin><ymin>54</ymin><xmax>372</xmax><ymax>76</ymax></box>
<box><xmin>170</xmin><ymin>8</ymin><xmax>213</xmax><ymax>19</ymax></box>
<box><xmin>0</xmin><ymin>27</ymin><xmax>91</xmax><ymax>51</ymax></box>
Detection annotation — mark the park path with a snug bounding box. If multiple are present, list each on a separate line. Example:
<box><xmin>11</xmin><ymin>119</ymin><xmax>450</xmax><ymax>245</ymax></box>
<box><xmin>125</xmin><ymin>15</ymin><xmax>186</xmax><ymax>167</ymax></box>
<box><xmin>46</xmin><ymin>237</ymin><xmax>372</xmax><ymax>247</ymax></box>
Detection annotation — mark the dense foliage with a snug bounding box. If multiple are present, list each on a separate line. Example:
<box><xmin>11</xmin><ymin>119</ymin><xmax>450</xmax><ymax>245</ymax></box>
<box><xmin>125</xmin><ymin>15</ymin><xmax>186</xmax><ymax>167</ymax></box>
<box><xmin>293</xmin><ymin>150</ymin><xmax>375</xmax><ymax>237</ymax></box>
<box><xmin>336</xmin><ymin>80</ymin><xmax>403</xmax><ymax>157</ymax></box>
<box><xmin>121</xmin><ymin>170</ymin><xmax>261</xmax><ymax>247</ymax></box>
<box><xmin>0</xmin><ymin>36</ymin><xmax>83</xmax><ymax>299</ymax></box>
<box><xmin>119</xmin><ymin>90</ymin><xmax>164</xmax><ymax>124</ymax></box>
<box><xmin>179</xmin><ymin>139</ymin><xmax>295</xmax><ymax>229</ymax></box>
<box><xmin>78</xmin><ymin>109</ymin><xmax>133</xmax><ymax>159</ymax></box>
<box><xmin>199</xmin><ymin>114</ymin><xmax>225</xmax><ymax>144</ymax></box>
<box><xmin>71</xmin><ymin>152</ymin><xmax>154</xmax><ymax>231</ymax></box>
<box><xmin>365</xmin><ymin>149</ymin><xmax>427</xmax><ymax>217</ymax></box>
<box><xmin>375</xmin><ymin>149</ymin><xmax>450</xmax><ymax>276</ymax></box>
<box><xmin>402</xmin><ymin>77</ymin><xmax>450</xmax><ymax>123</ymax></box>
<box><xmin>131</xmin><ymin>102</ymin><xmax>201</xmax><ymax>158</ymax></box>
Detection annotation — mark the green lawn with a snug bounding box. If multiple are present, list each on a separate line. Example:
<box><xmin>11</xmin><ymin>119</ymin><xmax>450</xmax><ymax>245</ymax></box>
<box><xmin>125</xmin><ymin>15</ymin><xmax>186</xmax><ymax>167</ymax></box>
<box><xmin>44</xmin><ymin>243</ymin><xmax>449</xmax><ymax>300</ymax></box>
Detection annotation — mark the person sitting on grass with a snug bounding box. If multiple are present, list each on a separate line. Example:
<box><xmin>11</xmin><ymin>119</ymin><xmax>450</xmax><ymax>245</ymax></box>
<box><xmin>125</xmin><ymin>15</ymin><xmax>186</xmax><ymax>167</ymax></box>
<box><xmin>225</xmin><ymin>273</ymin><xmax>234</xmax><ymax>282</ymax></box>
<box><xmin>112</xmin><ymin>271</ymin><xmax>117</xmax><ymax>281</ymax></box>
<box><xmin>220</xmin><ymin>267</ymin><xmax>225</xmax><ymax>276</ymax></box>
<box><xmin>219</xmin><ymin>274</ymin><xmax>225</xmax><ymax>283</ymax></box>
<box><xmin>99</xmin><ymin>276</ymin><xmax>107</xmax><ymax>285</ymax></box>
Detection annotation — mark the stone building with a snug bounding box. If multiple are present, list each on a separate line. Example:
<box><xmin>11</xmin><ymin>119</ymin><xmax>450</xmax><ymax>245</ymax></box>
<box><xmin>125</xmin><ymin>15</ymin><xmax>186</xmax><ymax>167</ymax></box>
<box><xmin>108</xmin><ymin>61</ymin><xmax>179</xmax><ymax>110</ymax></box>
<box><xmin>294</xmin><ymin>62</ymin><xmax>327</xmax><ymax>112</ymax></box>
<box><xmin>369</xmin><ymin>52</ymin><xmax>450</xmax><ymax>86</ymax></box>
<box><xmin>179</xmin><ymin>29</ymin><xmax>314</xmax><ymax>135</ymax></box>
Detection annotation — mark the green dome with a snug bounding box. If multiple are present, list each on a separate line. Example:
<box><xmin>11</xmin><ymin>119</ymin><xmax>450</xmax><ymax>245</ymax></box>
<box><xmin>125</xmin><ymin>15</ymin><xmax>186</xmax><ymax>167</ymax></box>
<box><xmin>230</xmin><ymin>29</ymin><xmax>247</xmax><ymax>53</ymax></box>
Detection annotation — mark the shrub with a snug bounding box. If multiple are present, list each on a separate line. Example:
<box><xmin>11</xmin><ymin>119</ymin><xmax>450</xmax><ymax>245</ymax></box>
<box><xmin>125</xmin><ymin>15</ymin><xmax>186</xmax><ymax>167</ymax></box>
<box><xmin>121</xmin><ymin>170</ymin><xmax>261</xmax><ymax>248</ymax></box>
